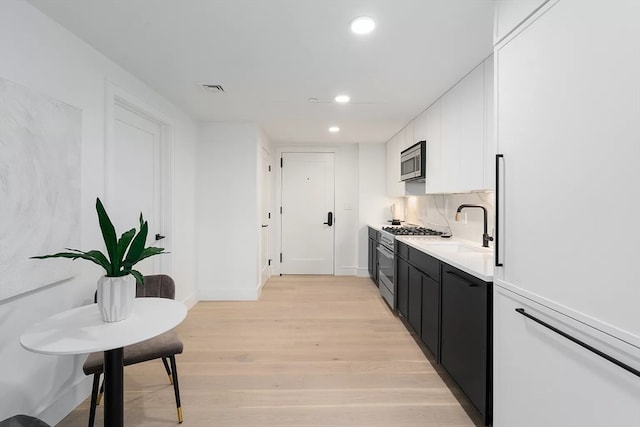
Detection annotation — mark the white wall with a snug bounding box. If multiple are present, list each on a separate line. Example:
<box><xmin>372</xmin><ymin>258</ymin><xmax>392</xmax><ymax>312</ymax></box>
<box><xmin>357</xmin><ymin>143</ymin><xmax>393</xmax><ymax>276</ymax></box>
<box><xmin>0</xmin><ymin>0</ymin><xmax>198</xmax><ymax>423</ymax></box>
<box><xmin>197</xmin><ymin>122</ymin><xmax>271</xmax><ymax>300</ymax></box>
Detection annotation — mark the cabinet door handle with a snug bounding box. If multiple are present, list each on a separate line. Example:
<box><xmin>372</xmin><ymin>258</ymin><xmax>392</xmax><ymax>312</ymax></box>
<box><xmin>445</xmin><ymin>270</ymin><xmax>478</xmax><ymax>287</ymax></box>
<box><xmin>495</xmin><ymin>153</ymin><xmax>504</xmax><ymax>267</ymax></box>
<box><xmin>515</xmin><ymin>308</ymin><xmax>640</xmax><ymax>378</ymax></box>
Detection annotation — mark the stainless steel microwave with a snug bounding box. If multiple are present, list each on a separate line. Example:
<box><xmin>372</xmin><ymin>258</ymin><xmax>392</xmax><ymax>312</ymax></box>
<box><xmin>400</xmin><ymin>140</ymin><xmax>426</xmax><ymax>181</ymax></box>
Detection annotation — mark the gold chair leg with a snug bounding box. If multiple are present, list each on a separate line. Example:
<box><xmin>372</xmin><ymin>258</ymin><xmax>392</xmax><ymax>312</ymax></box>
<box><xmin>177</xmin><ymin>407</ymin><xmax>183</xmax><ymax>423</ymax></box>
<box><xmin>96</xmin><ymin>377</ymin><xmax>105</xmax><ymax>405</ymax></box>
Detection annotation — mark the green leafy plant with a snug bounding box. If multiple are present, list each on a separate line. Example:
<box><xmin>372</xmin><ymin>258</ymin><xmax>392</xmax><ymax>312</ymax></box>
<box><xmin>31</xmin><ymin>198</ymin><xmax>165</xmax><ymax>284</ymax></box>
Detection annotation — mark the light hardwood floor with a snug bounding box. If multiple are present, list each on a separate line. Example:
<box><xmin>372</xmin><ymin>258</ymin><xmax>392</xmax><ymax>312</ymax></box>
<box><xmin>58</xmin><ymin>276</ymin><xmax>478</xmax><ymax>427</ymax></box>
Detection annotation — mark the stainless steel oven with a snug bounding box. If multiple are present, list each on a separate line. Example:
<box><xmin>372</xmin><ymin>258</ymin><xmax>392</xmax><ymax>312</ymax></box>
<box><xmin>377</xmin><ymin>231</ymin><xmax>395</xmax><ymax>309</ymax></box>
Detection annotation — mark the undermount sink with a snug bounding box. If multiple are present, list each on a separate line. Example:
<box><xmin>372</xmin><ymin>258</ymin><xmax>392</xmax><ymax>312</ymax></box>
<box><xmin>394</xmin><ymin>236</ymin><xmax>494</xmax><ymax>281</ymax></box>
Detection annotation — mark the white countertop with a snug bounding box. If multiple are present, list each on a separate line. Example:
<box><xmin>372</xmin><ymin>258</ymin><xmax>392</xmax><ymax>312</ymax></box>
<box><xmin>396</xmin><ymin>237</ymin><xmax>494</xmax><ymax>282</ymax></box>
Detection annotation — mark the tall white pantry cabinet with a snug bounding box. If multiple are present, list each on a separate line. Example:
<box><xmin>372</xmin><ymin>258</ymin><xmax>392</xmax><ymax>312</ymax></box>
<box><xmin>492</xmin><ymin>1</ymin><xmax>640</xmax><ymax>426</ymax></box>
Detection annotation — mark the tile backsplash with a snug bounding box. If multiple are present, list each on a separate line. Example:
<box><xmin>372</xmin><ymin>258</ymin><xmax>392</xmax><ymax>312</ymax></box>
<box><xmin>403</xmin><ymin>192</ymin><xmax>495</xmax><ymax>246</ymax></box>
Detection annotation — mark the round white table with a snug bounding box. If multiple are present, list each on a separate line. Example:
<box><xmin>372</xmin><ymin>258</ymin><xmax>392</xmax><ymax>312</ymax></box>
<box><xmin>20</xmin><ymin>298</ymin><xmax>187</xmax><ymax>427</ymax></box>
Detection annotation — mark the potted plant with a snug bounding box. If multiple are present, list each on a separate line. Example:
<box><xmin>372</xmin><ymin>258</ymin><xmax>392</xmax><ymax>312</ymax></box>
<box><xmin>32</xmin><ymin>198</ymin><xmax>166</xmax><ymax>322</ymax></box>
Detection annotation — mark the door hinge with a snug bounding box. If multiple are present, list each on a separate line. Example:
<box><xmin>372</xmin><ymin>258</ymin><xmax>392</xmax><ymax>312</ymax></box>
<box><xmin>268</xmin><ymin>165</ymin><xmax>271</xmax><ymax>172</ymax></box>
<box><xmin>280</xmin><ymin>206</ymin><xmax>282</xmax><ymax>214</ymax></box>
<box><xmin>280</xmin><ymin>157</ymin><xmax>283</xmax><ymax>168</ymax></box>
<box><xmin>268</xmin><ymin>212</ymin><xmax>271</xmax><ymax>219</ymax></box>
<box><xmin>280</xmin><ymin>253</ymin><xmax>283</xmax><ymax>263</ymax></box>
<box><xmin>268</xmin><ymin>259</ymin><xmax>272</xmax><ymax>266</ymax></box>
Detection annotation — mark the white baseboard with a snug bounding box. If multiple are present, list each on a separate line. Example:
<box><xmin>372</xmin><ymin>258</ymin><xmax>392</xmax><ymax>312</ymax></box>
<box><xmin>198</xmin><ymin>287</ymin><xmax>258</xmax><ymax>301</ymax></box>
<box><xmin>38</xmin><ymin>376</ymin><xmax>92</xmax><ymax>425</ymax></box>
<box><xmin>256</xmin><ymin>277</ymin><xmax>268</xmax><ymax>298</ymax></box>
<box><xmin>335</xmin><ymin>266</ymin><xmax>357</xmax><ymax>276</ymax></box>
<box><xmin>267</xmin><ymin>268</ymin><xmax>361</xmax><ymax>277</ymax></box>
<box><xmin>180</xmin><ymin>291</ymin><xmax>199</xmax><ymax>309</ymax></box>
<box><xmin>356</xmin><ymin>268</ymin><xmax>370</xmax><ymax>277</ymax></box>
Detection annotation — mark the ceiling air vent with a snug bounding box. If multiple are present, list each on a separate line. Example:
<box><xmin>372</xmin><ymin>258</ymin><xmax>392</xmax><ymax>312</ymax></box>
<box><xmin>201</xmin><ymin>84</ymin><xmax>225</xmax><ymax>93</ymax></box>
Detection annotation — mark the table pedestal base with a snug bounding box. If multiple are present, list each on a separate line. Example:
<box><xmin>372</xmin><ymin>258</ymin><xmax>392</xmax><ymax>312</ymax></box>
<box><xmin>104</xmin><ymin>347</ymin><xmax>124</xmax><ymax>427</ymax></box>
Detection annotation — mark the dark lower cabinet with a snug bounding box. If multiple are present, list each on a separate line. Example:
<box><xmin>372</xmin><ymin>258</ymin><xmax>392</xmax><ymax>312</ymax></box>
<box><xmin>440</xmin><ymin>264</ymin><xmax>491</xmax><ymax>425</ymax></box>
<box><xmin>407</xmin><ymin>265</ymin><xmax>423</xmax><ymax>335</ymax></box>
<box><xmin>367</xmin><ymin>227</ymin><xmax>379</xmax><ymax>286</ymax></box>
<box><xmin>396</xmin><ymin>256</ymin><xmax>409</xmax><ymax>317</ymax></box>
<box><xmin>394</xmin><ymin>240</ymin><xmax>492</xmax><ymax>425</ymax></box>
<box><xmin>420</xmin><ymin>273</ymin><xmax>439</xmax><ymax>359</ymax></box>
<box><xmin>396</xmin><ymin>242</ymin><xmax>440</xmax><ymax>360</ymax></box>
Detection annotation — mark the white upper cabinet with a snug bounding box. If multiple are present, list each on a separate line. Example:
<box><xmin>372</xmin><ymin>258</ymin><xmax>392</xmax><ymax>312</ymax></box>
<box><xmin>399</xmin><ymin>122</ymin><xmax>415</xmax><ymax>151</ymax></box>
<box><xmin>426</xmin><ymin>62</ymin><xmax>491</xmax><ymax>194</ymax></box>
<box><xmin>494</xmin><ymin>0</ymin><xmax>549</xmax><ymax>44</ymax></box>
<box><xmin>385</xmin><ymin>132</ymin><xmax>405</xmax><ymax>197</ymax></box>
<box><xmin>386</xmin><ymin>57</ymin><xmax>494</xmax><ymax>196</ymax></box>
<box><xmin>457</xmin><ymin>63</ymin><xmax>485</xmax><ymax>191</ymax></box>
<box><xmin>413</xmin><ymin>110</ymin><xmax>428</xmax><ymax>144</ymax></box>
<box><xmin>439</xmin><ymin>81</ymin><xmax>462</xmax><ymax>192</ymax></box>
<box><xmin>483</xmin><ymin>57</ymin><xmax>495</xmax><ymax>190</ymax></box>
<box><xmin>424</xmin><ymin>101</ymin><xmax>442</xmax><ymax>193</ymax></box>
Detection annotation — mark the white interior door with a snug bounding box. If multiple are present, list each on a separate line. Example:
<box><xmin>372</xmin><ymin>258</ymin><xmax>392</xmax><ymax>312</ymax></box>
<box><xmin>260</xmin><ymin>148</ymin><xmax>272</xmax><ymax>285</ymax></box>
<box><xmin>106</xmin><ymin>102</ymin><xmax>166</xmax><ymax>275</ymax></box>
<box><xmin>281</xmin><ymin>152</ymin><xmax>334</xmax><ymax>274</ymax></box>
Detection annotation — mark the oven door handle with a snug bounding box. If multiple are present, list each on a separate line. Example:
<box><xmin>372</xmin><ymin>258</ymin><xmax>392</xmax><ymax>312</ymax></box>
<box><xmin>377</xmin><ymin>245</ymin><xmax>394</xmax><ymax>259</ymax></box>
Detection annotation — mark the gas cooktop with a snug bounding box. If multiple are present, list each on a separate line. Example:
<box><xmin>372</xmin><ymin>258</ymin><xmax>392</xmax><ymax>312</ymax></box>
<box><xmin>381</xmin><ymin>226</ymin><xmax>445</xmax><ymax>236</ymax></box>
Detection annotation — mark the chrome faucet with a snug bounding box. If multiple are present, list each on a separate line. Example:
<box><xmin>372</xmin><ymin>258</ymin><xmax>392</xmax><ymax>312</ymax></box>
<box><xmin>455</xmin><ymin>204</ymin><xmax>493</xmax><ymax>248</ymax></box>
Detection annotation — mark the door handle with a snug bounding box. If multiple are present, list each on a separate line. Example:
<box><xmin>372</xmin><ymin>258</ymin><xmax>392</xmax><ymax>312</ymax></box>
<box><xmin>261</xmin><ymin>224</ymin><xmax>268</xmax><ymax>228</ymax></box>
<box><xmin>495</xmin><ymin>154</ymin><xmax>504</xmax><ymax>267</ymax></box>
<box><xmin>323</xmin><ymin>212</ymin><xmax>333</xmax><ymax>226</ymax></box>
<box><xmin>155</xmin><ymin>233</ymin><xmax>165</xmax><ymax>241</ymax></box>
<box><xmin>446</xmin><ymin>270</ymin><xmax>478</xmax><ymax>287</ymax></box>
<box><xmin>515</xmin><ymin>308</ymin><xmax>640</xmax><ymax>378</ymax></box>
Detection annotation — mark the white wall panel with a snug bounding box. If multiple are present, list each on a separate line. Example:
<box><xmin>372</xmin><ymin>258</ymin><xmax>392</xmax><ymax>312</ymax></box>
<box><xmin>0</xmin><ymin>0</ymin><xmax>199</xmax><ymax>422</ymax></box>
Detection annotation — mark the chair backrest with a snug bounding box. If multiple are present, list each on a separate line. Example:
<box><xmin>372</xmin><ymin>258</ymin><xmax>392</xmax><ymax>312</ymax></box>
<box><xmin>136</xmin><ymin>274</ymin><xmax>175</xmax><ymax>300</ymax></box>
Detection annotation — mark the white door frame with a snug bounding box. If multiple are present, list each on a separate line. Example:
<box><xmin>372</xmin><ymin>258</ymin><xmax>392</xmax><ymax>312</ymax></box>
<box><xmin>104</xmin><ymin>80</ymin><xmax>173</xmax><ymax>275</ymax></box>
<box><xmin>259</xmin><ymin>145</ymin><xmax>272</xmax><ymax>287</ymax></box>
<box><xmin>274</xmin><ymin>146</ymin><xmax>338</xmax><ymax>276</ymax></box>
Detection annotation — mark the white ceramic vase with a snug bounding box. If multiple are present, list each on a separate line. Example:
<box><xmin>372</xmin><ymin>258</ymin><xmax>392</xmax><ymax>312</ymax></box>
<box><xmin>96</xmin><ymin>275</ymin><xmax>136</xmax><ymax>322</ymax></box>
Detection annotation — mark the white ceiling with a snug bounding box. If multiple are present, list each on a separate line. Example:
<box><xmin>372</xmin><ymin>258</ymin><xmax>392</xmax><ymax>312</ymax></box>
<box><xmin>27</xmin><ymin>0</ymin><xmax>495</xmax><ymax>145</ymax></box>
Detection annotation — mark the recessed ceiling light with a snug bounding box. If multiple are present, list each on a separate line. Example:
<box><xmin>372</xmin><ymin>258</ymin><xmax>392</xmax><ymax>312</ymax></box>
<box><xmin>329</xmin><ymin>126</ymin><xmax>340</xmax><ymax>133</ymax></box>
<box><xmin>350</xmin><ymin>16</ymin><xmax>376</xmax><ymax>34</ymax></box>
<box><xmin>334</xmin><ymin>95</ymin><xmax>350</xmax><ymax>103</ymax></box>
